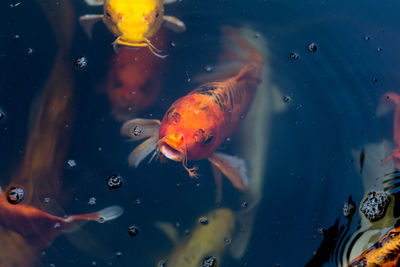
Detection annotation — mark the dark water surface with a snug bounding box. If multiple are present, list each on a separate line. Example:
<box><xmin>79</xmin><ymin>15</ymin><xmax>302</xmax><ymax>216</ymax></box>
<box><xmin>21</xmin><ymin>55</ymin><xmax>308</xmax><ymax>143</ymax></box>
<box><xmin>1</xmin><ymin>0</ymin><xmax>400</xmax><ymax>266</ymax></box>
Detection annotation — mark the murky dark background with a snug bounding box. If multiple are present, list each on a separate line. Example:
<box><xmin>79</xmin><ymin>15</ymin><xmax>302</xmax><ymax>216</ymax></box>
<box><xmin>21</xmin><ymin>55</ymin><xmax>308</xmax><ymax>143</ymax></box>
<box><xmin>1</xmin><ymin>0</ymin><xmax>400</xmax><ymax>266</ymax></box>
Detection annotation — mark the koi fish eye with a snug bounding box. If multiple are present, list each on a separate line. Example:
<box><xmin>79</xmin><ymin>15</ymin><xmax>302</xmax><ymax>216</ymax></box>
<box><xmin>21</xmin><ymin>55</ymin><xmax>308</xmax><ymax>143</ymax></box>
<box><xmin>194</xmin><ymin>129</ymin><xmax>214</xmax><ymax>145</ymax></box>
<box><xmin>155</xmin><ymin>12</ymin><xmax>159</xmax><ymax>18</ymax></box>
<box><xmin>167</xmin><ymin>108</ymin><xmax>181</xmax><ymax>124</ymax></box>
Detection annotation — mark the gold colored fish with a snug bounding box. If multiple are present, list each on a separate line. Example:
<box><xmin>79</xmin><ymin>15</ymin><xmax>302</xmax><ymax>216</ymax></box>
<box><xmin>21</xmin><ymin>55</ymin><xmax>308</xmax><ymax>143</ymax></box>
<box><xmin>80</xmin><ymin>0</ymin><xmax>185</xmax><ymax>57</ymax></box>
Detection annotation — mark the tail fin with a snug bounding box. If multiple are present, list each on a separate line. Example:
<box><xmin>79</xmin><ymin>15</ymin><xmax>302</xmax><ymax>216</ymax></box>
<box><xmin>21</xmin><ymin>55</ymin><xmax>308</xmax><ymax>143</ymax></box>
<box><xmin>221</xmin><ymin>26</ymin><xmax>263</xmax><ymax>67</ymax></box>
<box><xmin>194</xmin><ymin>26</ymin><xmax>263</xmax><ymax>84</ymax></box>
<box><xmin>63</xmin><ymin>205</ymin><xmax>123</xmax><ymax>232</ymax></box>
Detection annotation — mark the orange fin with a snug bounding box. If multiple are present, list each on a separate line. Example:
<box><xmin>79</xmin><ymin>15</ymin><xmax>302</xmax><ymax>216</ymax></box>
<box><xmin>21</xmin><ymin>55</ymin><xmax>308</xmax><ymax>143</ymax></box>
<box><xmin>208</xmin><ymin>152</ymin><xmax>249</xmax><ymax>191</ymax></box>
<box><xmin>128</xmin><ymin>136</ymin><xmax>159</xmax><ymax>167</ymax></box>
<box><xmin>79</xmin><ymin>14</ymin><xmax>103</xmax><ymax>39</ymax></box>
<box><xmin>121</xmin><ymin>118</ymin><xmax>160</xmax><ymax>141</ymax></box>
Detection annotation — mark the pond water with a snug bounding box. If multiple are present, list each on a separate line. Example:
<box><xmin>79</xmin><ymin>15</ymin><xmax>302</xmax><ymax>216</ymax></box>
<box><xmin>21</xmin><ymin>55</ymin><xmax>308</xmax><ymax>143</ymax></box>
<box><xmin>1</xmin><ymin>0</ymin><xmax>400</xmax><ymax>266</ymax></box>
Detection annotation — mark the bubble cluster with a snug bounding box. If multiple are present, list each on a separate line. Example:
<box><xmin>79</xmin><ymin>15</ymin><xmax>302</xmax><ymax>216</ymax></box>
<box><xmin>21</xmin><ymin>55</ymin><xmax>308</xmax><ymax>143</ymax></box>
<box><xmin>107</xmin><ymin>174</ymin><xmax>123</xmax><ymax>189</ymax></box>
<box><xmin>360</xmin><ymin>191</ymin><xmax>390</xmax><ymax>221</ymax></box>
<box><xmin>6</xmin><ymin>185</ymin><xmax>25</xmax><ymax>204</ymax></box>
<box><xmin>202</xmin><ymin>256</ymin><xmax>218</xmax><ymax>267</ymax></box>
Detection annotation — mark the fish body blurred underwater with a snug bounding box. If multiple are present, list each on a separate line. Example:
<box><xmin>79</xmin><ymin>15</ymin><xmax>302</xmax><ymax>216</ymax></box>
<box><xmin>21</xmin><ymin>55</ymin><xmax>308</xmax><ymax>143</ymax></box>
<box><xmin>227</xmin><ymin>25</ymin><xmax>287</xmax><ymax>259</ymax></box>
<box><xmin>80</xmin><ymin>0</ymin><xmax>185</xmax><ymax>56</ymax></box>
<box><xmin>121</xmin><ymin>27</ymin><xmax>264</xmax><ymax>191</ymax></box>
<box><xmin>106</xmin><ymin>29</ymin><xmax>167</xmax><ymax>121</ymax></box>
<box><xmin>155</xmin><ymin>208</ymin><xmax>235</xmax><ymax>267</ymax></box>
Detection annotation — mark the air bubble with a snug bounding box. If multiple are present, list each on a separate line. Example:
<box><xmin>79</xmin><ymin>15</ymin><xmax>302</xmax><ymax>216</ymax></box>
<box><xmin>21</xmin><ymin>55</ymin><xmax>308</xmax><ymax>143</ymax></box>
<box><xmin>128</xmin><ymin>225</ymin><xmax>139</xmax><ymax>236</ymax></box>
<box><xmin>7</xmin><ymin>185</ymin><xmax>25</xmax><ymax>204</ymax></box>
<box><xmin>199</xmin><ymin>217</ymin><xmax>209</xmax><ymax>225</ymax></box>
<box><xmin>205</xmin><ymin>65</ymin><xmax>213</xmax><ymax>72</ymax></box>
<box><xmin>283</xmin><ymin>96</ymin><xmax>291</xmax><ymax>103</ymax></box>
<box><xmin>74</xmin><ymin>56</ymin><xmax>87</xmax><ymax>69</ymax></box>
<box><xmin>158</xmin><ymin>260</ymin><xmax>167</xmax><ymax>267</ymax></box>
<box><xmin>107</xmin><ymin>174</ymin><xmax>123</xmax><ymax>189</ymax></box>
<box><xmin>132</xmin><ymin>126</ymin><xmax>142</xmax><ymax>136</ymax></box>
<box><xmin>26</xmin><ymin>48</ymin><xmax>33</xmax><ymax>55</ymax></box>
<box><xmin>88</xmin><ymin>197</ymin><xmax>96</xmax><ymax>205</ymax></box>
<box><xmin>290</xmin><ymin>52</ymin><xmax>299</xmax><ymax>59</ymax></box>
<box><xmin>202</xmin><ymin>256</ymin><xmax>218</xmax><ymax>267</ymax></box>
<box><xmin>308</xmin><ymin>43</ymin><xmax>318</xmax><ymax>52</ymax></box>
<box><xmin>67</xmin><ymin>159</ymin><xmax>77</xmax><ymax>168</ymax></box>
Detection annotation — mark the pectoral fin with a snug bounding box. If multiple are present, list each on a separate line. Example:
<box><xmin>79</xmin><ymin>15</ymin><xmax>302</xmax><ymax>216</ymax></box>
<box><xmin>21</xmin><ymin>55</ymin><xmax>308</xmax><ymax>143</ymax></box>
<box><xmin>163</xmin><ymin>15</ymin><xmax>186</xmax><ymax>33</ymax></box>
<box><xmin>121</xmin><ymin>118</ymin><xmax>160</xmax><ymax>141</ymax></box>
<box><xmin>208</xmin><ymin>152</ymin><xmax>249</xmax><ymax>191</ymax></box>
<box><xmin>79</xmin><ymin>14</ymin><xmax>104</xmax><ymax>39</ymax></box>
<box><xmin>84</xmin><ymin>0</ymin><xmax>104</xmax><ymax>6</ymax></box>
<box><xmin>128</xmin><ymin>136</ymin><xmax>159</xmax><ymax>167</ymax></box>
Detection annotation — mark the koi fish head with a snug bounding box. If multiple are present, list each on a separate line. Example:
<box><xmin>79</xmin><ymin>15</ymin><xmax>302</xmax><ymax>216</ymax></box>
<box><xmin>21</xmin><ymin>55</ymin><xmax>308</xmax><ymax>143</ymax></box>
<box><xmin>158</xmin><ymin>98</ymin><xmax>219</xmax><ymax>164</ymax></box>
<box><xmin>104</xmin><ymin>0</ymin><xmax>164</xmax><ymax>43</ymax></box>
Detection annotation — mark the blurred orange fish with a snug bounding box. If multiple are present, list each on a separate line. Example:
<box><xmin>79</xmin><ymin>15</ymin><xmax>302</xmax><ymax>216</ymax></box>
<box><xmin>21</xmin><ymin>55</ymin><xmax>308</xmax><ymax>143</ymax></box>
<box><xmin>107</xmin><ymin>30</ymin><xmax>166</xmax><ymax>121</ymax></box>
<box><xmin>121</xmin><ymin>27</ymin><xmax>263</xmax><ymax>191</ymax></box>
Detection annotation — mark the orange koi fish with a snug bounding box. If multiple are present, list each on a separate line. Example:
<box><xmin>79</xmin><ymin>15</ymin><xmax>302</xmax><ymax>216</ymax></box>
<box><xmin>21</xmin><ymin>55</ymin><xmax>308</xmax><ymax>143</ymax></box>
<box><xmin>382</xmin><ymin>92</ymin><xmax>400</xmax><ymax>169</ymax></box>
<box><xmin>121</xmin><ymin>27</ymin><xmax>263</xmax><ymax>191</ymax></box>
<box><xmin>348</xmin><ymin>226</ymin><xmax>400</xmax><ymax>267</ymax></box>
<box><xmin>107</xmin><ymin>30</ymin><xmax>166</xmax><ymax>121</ymax></box>
<box><xmin>0</xmin><ymin>190</ymin><xmax>122</xmax><ymax>247</ymax></box>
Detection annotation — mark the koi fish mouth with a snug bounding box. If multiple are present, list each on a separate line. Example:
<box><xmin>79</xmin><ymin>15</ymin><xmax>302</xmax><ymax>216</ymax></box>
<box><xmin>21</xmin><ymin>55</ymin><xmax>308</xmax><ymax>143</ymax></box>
<box><xmin>158</xmin><ymin>138</ymin><xmax>185</xmax><ymax>162</ymax></box>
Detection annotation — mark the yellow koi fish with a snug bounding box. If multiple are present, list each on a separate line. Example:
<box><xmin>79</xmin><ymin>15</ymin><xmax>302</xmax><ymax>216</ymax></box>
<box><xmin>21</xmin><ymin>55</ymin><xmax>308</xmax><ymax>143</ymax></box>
<box><xmin>80</xmin><ymin>0</ymin><xmax>186</xmax><ymax>57</ymax></box>
<box><xmin>155</xmin><ymin>208</ymin><xmax>235</xmax><ymax>267</ymax></box>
